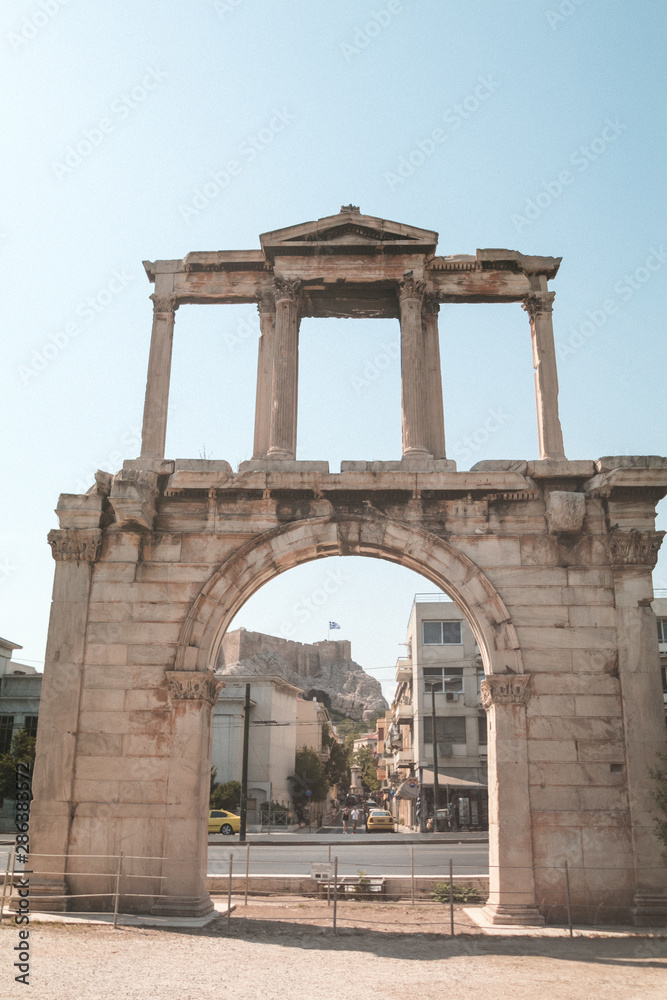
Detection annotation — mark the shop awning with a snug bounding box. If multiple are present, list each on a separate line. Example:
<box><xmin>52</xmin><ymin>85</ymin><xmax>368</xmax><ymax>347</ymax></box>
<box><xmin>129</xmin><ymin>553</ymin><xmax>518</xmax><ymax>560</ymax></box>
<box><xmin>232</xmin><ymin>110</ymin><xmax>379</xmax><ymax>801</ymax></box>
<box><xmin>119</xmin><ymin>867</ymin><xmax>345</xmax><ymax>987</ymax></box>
<box><xmin>396</xmin><ymin>772</ymin><xmax>487</xmax><ymax>797</ymax></box>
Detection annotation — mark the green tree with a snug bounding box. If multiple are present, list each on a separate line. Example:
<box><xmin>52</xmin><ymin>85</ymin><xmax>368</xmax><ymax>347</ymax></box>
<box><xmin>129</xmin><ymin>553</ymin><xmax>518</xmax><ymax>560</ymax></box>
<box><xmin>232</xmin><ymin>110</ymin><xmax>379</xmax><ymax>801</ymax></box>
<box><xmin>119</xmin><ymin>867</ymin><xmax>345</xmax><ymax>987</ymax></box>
<box><xmin>648</xmin><ymin>750</ymin><xmax>667</xmax><ymax>863</ymax></box>
<box><xmin>354</xmin><ymin>743</ymin><xmax>380</xmax><ymax>794</ymax></box>
<box><xmin>292</xmin><ymin>747</ymin><xmax>329</xmax><ymax>803</ymax></box>
<box><xmin>210</xmin><ymin>780</ymin><xmax>241</xmax><ymax>811</ymax></box>
<box><xmin>323</xmin><ymin>725</ymin><xmax>351</xmax><ymax>787</ymax></box>
<box><xmin>0</xmin><ymin>730</ymin><xmax>36</xmax><ymax>802</ymax></box>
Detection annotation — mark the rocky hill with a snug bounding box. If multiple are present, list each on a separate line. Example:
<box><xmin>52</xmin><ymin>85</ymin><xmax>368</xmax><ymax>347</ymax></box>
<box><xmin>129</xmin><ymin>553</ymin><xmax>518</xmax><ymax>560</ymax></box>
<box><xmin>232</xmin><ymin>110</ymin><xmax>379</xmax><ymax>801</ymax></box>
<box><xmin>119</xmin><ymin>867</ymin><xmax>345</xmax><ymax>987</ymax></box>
<box><xmin>217</xmin><ymin>628</ymin><xmax>388</xmax><ymax>721</ymax></box>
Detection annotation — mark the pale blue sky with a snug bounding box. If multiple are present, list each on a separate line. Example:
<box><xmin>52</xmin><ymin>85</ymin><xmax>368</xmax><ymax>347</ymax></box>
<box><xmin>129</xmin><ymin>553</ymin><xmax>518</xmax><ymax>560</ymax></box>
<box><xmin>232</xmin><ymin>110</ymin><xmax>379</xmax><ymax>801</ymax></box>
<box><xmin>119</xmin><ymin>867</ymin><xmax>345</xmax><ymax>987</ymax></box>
<box><xmin>1</xmin><ymin>0</ymin><xmax>665</xmax><ymax>699</ymax></box>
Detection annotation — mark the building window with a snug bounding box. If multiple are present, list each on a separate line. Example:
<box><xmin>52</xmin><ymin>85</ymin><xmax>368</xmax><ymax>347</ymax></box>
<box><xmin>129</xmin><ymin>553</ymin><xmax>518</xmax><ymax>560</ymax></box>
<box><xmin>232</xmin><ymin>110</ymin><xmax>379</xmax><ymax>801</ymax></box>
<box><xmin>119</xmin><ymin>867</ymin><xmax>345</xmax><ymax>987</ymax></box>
<box><xmin>662</xmin><ymin>666</ymin><xmax>667</xmax><ymax>696</ymax></box>
<box><xmin>478</xmin><ymin>715</ymin><xmax>488</xmax><ymax>746</ymax></box>
<box><xmin>23</xmin><ymin>717</ymin><xmax>38</xmax><ymax>740</ymax></box>
<box><xmin>423</xmin><ymin>620</ymin><xmax>462</xmax><ymax>645</ymax></box>
<box><xmin>423</xmin><ymin>666</ymin><xmax>463</xmax><ymax>694</ymax></box>
<box><xmin>423</xmin><ymin>716</ymin><xmax>466</xmax><ymax>744</ymax></box>
<box><xmin>657</xmin><ymin>619</ymin><xmax>667</xmax><ymax>643</ymax></box>
<box><xmin>0</xmin><ymin>716</ymin><xmax>14</xmax><ymax>755</ymax></box>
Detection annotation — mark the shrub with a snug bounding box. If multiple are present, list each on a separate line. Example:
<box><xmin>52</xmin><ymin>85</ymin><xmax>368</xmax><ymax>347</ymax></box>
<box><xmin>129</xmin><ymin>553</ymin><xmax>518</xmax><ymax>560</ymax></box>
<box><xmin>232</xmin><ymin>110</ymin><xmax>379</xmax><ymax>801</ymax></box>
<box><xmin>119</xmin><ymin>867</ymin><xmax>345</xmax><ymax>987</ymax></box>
<box><xmin>431</xmin><ymin>882</ymin><xmax>481</xmax><ymax>904</ymax></box>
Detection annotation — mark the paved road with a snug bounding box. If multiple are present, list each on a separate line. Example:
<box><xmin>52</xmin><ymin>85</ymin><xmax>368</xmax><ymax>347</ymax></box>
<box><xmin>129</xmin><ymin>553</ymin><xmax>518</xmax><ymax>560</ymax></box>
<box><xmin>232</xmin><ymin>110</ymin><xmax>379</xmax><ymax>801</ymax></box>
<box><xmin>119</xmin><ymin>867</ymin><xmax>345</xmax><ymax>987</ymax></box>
<box><xmin>207</xmin><ymin>841</ymin><xmax>488</xmax><ymax>876</ymax></box>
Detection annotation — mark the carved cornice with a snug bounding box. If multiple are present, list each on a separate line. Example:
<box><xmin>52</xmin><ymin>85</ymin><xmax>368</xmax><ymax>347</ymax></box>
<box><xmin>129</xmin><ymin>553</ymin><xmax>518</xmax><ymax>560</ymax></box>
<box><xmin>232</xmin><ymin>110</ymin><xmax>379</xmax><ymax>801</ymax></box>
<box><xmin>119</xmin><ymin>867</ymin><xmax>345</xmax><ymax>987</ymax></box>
<box><xmin>481</xmin><ymin>674</ymin><xmax>531</xmax><ymax>709</ymax></box>
<box><xmin>257</xmin><ymin>290</ymin><xmax>276</xmax><ymax>314</ymax></box>
<box><xmin>522</xmin><ymin>291</ymin><xmax>555</xmax><ymax>320</ymax></box>
<box><xmin>47</xmin><ymin>528</ymin><xmax>102</xmax><ymax>563</ymax></box>
<box><xmin>150</xmin><ymin>293</ymin><xmax>180</xmax><ymax>314</ymax></box>
<box><xmin>398</xmin><ymin>274</ymin><xmax>426</xmax><ymax>302</ymax></box>
<box><xmin>609</xmin><ymin>529</ymin><xmax>665</xmax><ymax>568</ymax></box>
<box><xmin>273</xmin><ymin>277</ymin><xmax>301</xmax><ymax>303</ymax></box>
<box><xmin>166</xmin><ymin>671</ymin><xmax>223</xmax><ymax>707</ymax></box>
<box><xmin>422</xmin><ymin>293</ymin><xmax>440</xmax><ymax>316</ymax></box>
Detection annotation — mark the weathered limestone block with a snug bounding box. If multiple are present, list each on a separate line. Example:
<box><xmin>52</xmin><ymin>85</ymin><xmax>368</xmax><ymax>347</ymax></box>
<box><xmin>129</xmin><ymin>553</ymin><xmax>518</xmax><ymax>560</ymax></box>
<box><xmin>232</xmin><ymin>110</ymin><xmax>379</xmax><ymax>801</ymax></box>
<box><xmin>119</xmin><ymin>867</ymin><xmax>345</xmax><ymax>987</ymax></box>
<box><xmin>545</xmin><ymin>490</ymin><xmax>586</xmax><ymax>534</ymax></box>
<box><xmin>109</xmin><ymin>470</ymin><xmax>159</xmax><ymax>530</ymax></box>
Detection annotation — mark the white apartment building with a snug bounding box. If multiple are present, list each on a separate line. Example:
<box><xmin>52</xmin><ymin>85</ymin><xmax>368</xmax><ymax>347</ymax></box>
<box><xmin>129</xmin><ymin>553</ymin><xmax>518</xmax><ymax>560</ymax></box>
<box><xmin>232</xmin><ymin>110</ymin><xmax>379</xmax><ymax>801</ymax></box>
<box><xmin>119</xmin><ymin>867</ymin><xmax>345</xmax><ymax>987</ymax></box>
<box><xmin>651</xmin><ymin>596</ymin><xmax>667</xmax><ymax>722</ymax></box>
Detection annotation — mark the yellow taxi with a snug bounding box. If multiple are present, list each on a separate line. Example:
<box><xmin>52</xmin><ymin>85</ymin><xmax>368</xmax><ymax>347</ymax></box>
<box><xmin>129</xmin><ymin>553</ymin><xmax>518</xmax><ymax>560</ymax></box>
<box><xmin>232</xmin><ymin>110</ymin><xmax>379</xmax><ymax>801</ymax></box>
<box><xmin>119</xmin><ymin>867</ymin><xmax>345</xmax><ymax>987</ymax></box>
<box><xmin>208</xmin><ymin>809</ymin><xmax>241</xmax><ymax>835</ymax></box>
<box><xmin>365</xmin><ymin>809</ymin><xmax>395</xmax><ymax>833</ymax></box>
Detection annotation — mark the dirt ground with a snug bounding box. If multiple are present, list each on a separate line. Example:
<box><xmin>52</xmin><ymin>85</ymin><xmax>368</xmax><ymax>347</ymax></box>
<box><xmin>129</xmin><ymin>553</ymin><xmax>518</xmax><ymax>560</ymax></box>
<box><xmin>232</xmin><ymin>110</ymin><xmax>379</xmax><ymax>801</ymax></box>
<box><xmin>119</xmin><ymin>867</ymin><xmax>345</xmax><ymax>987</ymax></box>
<box><xmin>1</xmin><ymin>897</ymin><xmax>665</xmax><ymax>1000</ymax></box>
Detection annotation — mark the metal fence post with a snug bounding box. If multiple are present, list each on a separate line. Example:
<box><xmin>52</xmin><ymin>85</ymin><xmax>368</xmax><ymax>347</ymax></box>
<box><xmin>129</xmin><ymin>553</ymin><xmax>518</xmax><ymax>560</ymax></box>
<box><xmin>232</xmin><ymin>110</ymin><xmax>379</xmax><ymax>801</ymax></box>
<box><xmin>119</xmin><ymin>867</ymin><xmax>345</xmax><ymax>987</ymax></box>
<box><xmin>0</xmin><ymin>851</ymin><xmax>12</xmax><ymax>919</ymax></box>
<box><xmin>333</xmin><ymin>856</ymin><xmax>338</xmax><ymax>935</ymax></box>
<box><xmin>244</xmin><ymin>843</ymin><xmax>250</xmax><ymax>906</ymax></box>
<box><xmin>227</xmin><ymin>854</ymin><xmax>234</xmax><ymax>930</ymax></box>
<box><xmin>411</xmin><ymin>845</ymin><xmax>415</xmax><ymax>905</ymax></box>
<box><xmin>564</xmin><ymin>860</ymin><xmax>573</xmax><ymax>938</ymax></box>
<box><xmin>113</xmin><ymin>852</ymin><xmax>123</xmax><ymax>929</ymax></box>
<box><xmin>449</xmin><ymin>858</ymin><xmax>454</xmax><ymax>936</ymax></box>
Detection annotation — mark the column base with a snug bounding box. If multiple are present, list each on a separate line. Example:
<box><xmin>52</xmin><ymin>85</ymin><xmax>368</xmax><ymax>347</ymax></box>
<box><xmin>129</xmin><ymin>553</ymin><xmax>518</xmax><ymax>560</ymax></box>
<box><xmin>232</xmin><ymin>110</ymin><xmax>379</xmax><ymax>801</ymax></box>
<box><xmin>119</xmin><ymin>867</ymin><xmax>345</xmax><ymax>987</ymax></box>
<box><xmin>151</xmin><ymin>894</ymin><xmax>215</xmax><ymax>918</ymax></box>
<box><xmin>482</xmin><ymin>903</ymin><xmax>545</xmax><ymax>927</ymax></box>
<box><xmin>631</xmin><ymin>891</ymin><xmax>667</xmax><ymax>926</ymax></box>
<box><xmin>23</xmin><ymin>877</ymin><xmax>68</xmax><ymax>913</ymax></box>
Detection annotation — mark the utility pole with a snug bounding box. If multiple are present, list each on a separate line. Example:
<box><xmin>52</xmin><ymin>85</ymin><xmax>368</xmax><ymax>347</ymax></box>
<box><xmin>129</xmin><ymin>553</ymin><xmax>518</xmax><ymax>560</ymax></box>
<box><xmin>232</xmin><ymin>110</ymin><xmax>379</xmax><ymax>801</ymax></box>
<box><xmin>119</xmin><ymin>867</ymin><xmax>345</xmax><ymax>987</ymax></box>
<box><xmin>239</xmin><ymin>683</ymin><xmax>251</xmax><ymax>843</ymax></box>
<box><xmin>428</xmin><ymin>681</ymin><xmax>440</xmax><ymax>833</ymax></box>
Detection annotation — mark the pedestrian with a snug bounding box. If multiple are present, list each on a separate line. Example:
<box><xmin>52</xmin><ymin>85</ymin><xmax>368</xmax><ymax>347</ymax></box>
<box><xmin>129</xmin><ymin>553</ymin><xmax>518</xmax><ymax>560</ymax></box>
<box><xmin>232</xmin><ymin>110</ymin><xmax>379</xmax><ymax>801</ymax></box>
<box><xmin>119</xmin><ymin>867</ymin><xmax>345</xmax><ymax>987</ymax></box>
<box><xmin>342</xmin><ymin>805</ymin><xmax>350</xmax><ymax>834</ymax></box>
<box><xmin>351</xmin><ymin>806</ymin><xmax>360</xmax><ymax>834</ymax></box>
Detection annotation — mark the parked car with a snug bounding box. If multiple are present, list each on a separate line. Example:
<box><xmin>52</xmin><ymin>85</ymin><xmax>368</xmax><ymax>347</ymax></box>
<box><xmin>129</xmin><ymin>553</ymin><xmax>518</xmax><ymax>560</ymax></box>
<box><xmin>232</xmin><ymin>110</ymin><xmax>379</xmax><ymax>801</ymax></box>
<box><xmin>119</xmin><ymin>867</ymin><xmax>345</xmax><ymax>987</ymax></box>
<box><xmin>364</xmin><ymin>799</ymin><xmax>379</xmax><ymax>814</ymax></box>
<box><xmin>208</xmin><ymin>809</ymin><xmax>240</xmax><ymax>835</ymax></box>
<box><xmin>365</xmin><ymin>809</ymin><xmax>395</xmax><ymax>833</ymax></box>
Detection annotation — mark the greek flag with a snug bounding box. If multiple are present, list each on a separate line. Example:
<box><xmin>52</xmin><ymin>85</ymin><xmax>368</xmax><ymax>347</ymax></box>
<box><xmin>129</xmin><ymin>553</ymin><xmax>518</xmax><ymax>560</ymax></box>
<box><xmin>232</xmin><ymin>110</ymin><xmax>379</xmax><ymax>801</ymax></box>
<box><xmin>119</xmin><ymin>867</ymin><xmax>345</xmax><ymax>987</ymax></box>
<box><xmin>329</xmin><ymin>621</ymin><xmax>341</xmax><ymax>629</ymax></box>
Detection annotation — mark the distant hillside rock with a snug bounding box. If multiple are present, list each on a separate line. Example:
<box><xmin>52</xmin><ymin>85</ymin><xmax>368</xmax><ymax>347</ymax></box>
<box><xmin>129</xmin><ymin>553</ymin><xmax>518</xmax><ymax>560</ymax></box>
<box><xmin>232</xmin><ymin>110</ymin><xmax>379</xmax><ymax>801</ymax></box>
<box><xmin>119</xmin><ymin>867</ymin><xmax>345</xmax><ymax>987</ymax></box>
<box><xmin>217</xmin><ymin>629</ymin><xmax>388</xmax><ymax>722</ymax></box>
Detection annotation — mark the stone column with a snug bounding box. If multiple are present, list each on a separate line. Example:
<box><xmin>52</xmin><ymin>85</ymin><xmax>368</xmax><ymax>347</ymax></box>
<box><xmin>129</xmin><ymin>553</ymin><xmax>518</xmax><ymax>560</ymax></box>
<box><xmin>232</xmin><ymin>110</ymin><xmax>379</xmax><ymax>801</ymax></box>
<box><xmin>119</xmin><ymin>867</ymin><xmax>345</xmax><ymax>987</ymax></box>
<box><xmin>481</xmin><ymin>674</ymin><xmax>544</xmax><ymax>925</ymax></box>
<box><xmin>153</xmin><ymin>672</ymin><xmax>224</xmax><ymax>916</ymax></box>
<box><xmin>253</xmin><ymin>291</ymin><xmax>276</xmax><ymax>459</ymax></box>
<box><xmin>140</xmin><ymin>293</ymin><xmax>179</xmax><ymax>461</ymax></box>
<box><xmin>610</xmin><ymin>530</ymin><xmax>667</xmax><ymax>925</ymax></box>
<box><xmin>522</xmin><ymin>292</ymin><xmax>566</xmax><ymax>461</ymax></box>
<box><xmin>267</xmin><ymin>278</ymin><xmax>301</xmax><ymax>460</ymax></box>
<box><xmin>30</xmin><ymin>526</ymin><xmax>102</xmax><ymax>910</ymax></box>
<box><xmin>422</xmin><ymin>294</ymin><xmax>446</xmax><ymax>460</ymax></box>
<box><xmin>398</xmin><ymin>275</ymin><xmax>431</xmax><ymax>458</ymax></box>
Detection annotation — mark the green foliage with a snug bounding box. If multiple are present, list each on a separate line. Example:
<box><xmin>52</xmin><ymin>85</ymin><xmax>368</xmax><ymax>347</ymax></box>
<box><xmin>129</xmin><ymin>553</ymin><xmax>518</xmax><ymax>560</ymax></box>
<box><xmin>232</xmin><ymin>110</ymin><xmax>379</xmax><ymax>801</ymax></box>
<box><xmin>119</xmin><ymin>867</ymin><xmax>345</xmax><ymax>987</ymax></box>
<box><xmin>431</xmin><ymin>882</ymin><xmax>481</xmax><ymax>904</ymax></box>
<box><xmin>292</xmin><ymin>747</ymin><xmax>330</xmax><ymax>803</ymax></box>
<box><xmin>353</xmin><ymin>869</ymin><xmax>373</xmax><ymax>899</ymax></box>
<box><xmin>210</xmin><ymin>765</ymin><xmax>218</xmax><ymax>795</ymax></box>
<box><xmin>323</xmin><ymin>726</ymin><xmax>352</xmax><ymax>787</ymax></box>
<box><xmin>0</xmin><ymin>730</ymin><xmax>36</xmax><ymax>801</ymax></box>
<box><xmin>210</xmin><ymin>780</ymin><xmax>241</xmax><ymax>811</ymax></box>
<box><xmin>648</xmin><ymin>750</ymin><xmax>667</xmax><ymax>864</ymax></box>
<box><xmin>354</xmin><ymin>744</ymin><xmax>380</xmax><ymax>794</ymax></box>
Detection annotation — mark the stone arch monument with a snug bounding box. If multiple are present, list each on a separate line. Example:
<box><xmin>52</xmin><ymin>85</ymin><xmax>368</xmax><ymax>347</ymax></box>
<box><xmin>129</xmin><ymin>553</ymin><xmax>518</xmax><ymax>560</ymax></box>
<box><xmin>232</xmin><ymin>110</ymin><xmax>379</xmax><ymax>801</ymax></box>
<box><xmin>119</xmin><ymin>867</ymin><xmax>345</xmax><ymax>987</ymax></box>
<box><xmin>31</xmin><ymin>207</ymin><xmax>667</xmax><ymax>924</ymax></box>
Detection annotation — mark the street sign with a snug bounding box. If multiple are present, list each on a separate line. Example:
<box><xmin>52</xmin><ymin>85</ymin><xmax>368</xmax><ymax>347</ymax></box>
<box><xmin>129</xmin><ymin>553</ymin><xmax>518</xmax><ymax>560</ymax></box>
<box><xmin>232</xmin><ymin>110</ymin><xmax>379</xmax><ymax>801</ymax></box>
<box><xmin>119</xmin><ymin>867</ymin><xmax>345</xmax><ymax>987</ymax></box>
<box><xmin>311</xmin><ymin>862</ymin><xmax>333</xmax><ymax>880</ymax></box>
<box><xmin>305</xmin><ymin>789</ymin><xmax>312</xmax><ymax>796</ymax></box>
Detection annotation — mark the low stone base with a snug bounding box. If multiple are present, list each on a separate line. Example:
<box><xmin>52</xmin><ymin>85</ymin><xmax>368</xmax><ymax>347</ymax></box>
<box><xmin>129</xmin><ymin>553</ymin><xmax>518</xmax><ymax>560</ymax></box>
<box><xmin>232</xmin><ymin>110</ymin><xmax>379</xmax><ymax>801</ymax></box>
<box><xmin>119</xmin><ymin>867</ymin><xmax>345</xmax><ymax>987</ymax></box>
<box><xmin>340</xmin><ymin>459</ymin><xmax>457</xmax><ymax>473</ymax></box>
<box><xmin>151</xmin><ymin>894</ymin><xmax>215</xmax><ymax>918</ymax></box>
<box><xmin>21</xmin><ymin>878</ymin><xmax>68</xmax><ymax>913</ymax></box>
<box><xmin>631</xmin><ymin>891</ymin><xmax>667</xmax><ymax>927</ymax></box>
<box><xmin>482</xmin><ymin>903</ymin><xmax>545</xmax><ymax>927</ymax></box>
<box><xmin>238</xmin><ymin>460</ymin><xmax>330</xmax><ymax>473</ymax></box>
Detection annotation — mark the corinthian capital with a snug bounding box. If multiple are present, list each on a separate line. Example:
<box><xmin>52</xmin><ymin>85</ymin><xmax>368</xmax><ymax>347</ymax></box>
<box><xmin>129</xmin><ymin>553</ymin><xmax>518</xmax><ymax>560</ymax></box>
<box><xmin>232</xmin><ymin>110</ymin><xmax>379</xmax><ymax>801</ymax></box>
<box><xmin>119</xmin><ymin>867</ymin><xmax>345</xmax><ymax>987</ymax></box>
<box><xmin>273</xmin><ymin>277</ymin><xmax>301</xmax><ymax>303</ymax></box>
<box><xmin>257</xmin><ymin>290</ymin><xmax>276</xmax><ymax>314</ymax></box>
<box><xmin>481</xmin><ymin>674</ymin><xmax>531</xmax><ymax>710</ymax></box>
<box><xmin>47</xmin><ymin>528</ymin><xmax>102</xmax><ymax>563</ymax></box>
<box><xmin>150</xmin><ymin>293</ymin><xmax>179</xmax><ymax>314</ymax></box>
<box><xmin>166</xmin><ymin>670</ymin><xmax>223</xmax><ymax>707</ymax></box>
<box><xmin>609</xmin><ymin>529</ymin><xmax>665</xmax><ymax>568</ymax></box>
<box><xmin>398</xmin><ymin>274</ymin><xmax>426</xmax><ymax>302</ymax></box>
<box><xmin>522</xmin><ymin>291</ymin><xmax>555</xmax><ymax>320</ymax></box>
<box><xmin>422</xmin><ymin>293</ymin><xmax>440</xmax><ymax>316</ymax></box>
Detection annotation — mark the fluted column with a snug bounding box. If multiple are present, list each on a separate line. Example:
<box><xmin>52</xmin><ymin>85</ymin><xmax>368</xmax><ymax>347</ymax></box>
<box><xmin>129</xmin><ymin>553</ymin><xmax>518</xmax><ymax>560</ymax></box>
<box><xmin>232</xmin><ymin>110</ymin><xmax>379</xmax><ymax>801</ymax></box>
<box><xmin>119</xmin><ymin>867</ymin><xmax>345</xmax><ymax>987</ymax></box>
<box><xmin>268</xmin><ymin>278</ymin><xmax>301</xmax><ymax>460</ymax></box>
<box><xmin>422</xmin><ymin>294</ymin><xmax>446</xmax><ymax>459</ymax></box>
<box><xmin>253</xmin><ymin>291</ymin><xmax>276</xmax><ymax>459</ymax></box>
<box><xmin>140</xmin><ymin>294</ymin><xmax>178</xmax><ymax>460</ymax></box>
<box><xmin>398</xmin><ymin>275</ymin><xmax>431</xmax><ymax>458</ymax></box>
<box><xmin>522</xmin><ymin>292</ymin><xmax>566</xmax><ymax>461</ymax></box>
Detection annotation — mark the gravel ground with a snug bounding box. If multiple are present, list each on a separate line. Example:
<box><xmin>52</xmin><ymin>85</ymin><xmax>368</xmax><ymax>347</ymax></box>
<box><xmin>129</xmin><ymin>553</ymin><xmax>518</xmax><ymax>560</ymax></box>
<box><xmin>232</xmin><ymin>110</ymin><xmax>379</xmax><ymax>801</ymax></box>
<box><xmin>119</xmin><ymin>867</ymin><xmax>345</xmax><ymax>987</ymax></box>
<box><xmin>1</xmin><ymin>899</ymin><xmax>665</xmax><ymax>1000</ymax></box>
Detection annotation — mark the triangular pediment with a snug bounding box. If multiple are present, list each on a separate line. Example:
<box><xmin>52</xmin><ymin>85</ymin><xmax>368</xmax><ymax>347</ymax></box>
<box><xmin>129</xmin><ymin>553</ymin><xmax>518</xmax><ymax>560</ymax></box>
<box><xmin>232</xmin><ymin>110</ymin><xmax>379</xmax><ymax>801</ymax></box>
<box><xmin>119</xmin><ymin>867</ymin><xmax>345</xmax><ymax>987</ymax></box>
<box><xmin>260</xmin><ymin>207</ymin><xmax>438</xmax><ymax>259</ymax></box>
